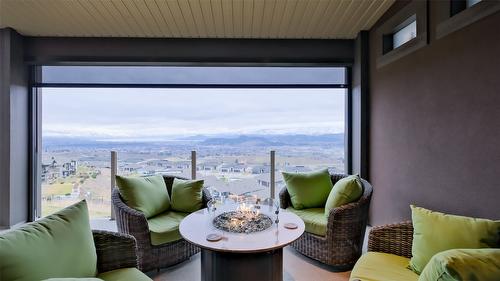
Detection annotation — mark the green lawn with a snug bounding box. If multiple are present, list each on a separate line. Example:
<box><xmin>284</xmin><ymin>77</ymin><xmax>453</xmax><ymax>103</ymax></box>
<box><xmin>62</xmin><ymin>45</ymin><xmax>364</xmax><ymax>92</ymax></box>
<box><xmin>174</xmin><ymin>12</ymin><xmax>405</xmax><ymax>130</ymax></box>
<box><xmin>42</xmin><ymin>183</ymin><xmax>73</xmax><ymax>196</ymax></box>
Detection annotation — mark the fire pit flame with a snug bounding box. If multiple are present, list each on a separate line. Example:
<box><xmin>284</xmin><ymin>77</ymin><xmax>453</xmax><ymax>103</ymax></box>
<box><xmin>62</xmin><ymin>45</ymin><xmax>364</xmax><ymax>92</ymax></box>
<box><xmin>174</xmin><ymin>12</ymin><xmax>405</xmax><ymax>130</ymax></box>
<box><xmin>213</xmin><ymin>203</ymin><xmax>272</xmax><ymax>233</ymax></box>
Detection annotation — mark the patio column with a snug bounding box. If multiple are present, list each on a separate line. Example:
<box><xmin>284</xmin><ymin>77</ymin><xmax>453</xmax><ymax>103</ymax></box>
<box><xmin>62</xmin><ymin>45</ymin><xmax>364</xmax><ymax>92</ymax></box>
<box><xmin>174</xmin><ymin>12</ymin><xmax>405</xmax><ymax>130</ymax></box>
<box><xmin>0</xmin><ymin>28</ymin><xmax>30</xmax><ymax>229</ymax></box>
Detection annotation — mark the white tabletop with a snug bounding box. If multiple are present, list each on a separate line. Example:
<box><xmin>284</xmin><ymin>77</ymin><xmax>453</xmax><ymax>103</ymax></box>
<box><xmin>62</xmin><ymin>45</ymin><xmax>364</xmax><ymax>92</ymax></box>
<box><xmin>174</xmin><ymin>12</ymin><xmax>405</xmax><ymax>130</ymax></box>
<box><xmin>179</xmin><ymin>206</ymin><xmax>305</xmax><ymax>253</ymax></box>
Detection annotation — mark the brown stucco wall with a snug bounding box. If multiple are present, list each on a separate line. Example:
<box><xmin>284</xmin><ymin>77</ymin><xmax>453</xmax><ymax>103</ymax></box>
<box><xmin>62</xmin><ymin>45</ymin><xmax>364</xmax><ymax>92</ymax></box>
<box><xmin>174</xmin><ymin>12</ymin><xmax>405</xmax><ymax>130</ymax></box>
<box><xmin>368</xmin><ymin>2</ymin><xmax>500</xmax><ymax>225</ymax></box>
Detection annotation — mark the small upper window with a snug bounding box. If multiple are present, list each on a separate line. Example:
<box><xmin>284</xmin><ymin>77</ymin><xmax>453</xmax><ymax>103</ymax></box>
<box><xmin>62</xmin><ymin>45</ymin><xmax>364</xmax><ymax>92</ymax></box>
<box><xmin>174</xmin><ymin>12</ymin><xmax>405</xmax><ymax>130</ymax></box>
<box><xmin>467</xmin><ymin>0</ymin><xmax>482</xmax><ymax>8</ymax></box>
<box><xmin>450</xmin><ymin>0</ymin><xmax>482</xmax><ymax>17</ymax></box>
<box><xmin>382</xmin><ymin>15</ymin><xmax>417</xmax><ymax>54</ymax></box>
<box><xmin>393</xmin><ymin>20</ymin><xmax>417</xmax><ymax>49</ymax></box>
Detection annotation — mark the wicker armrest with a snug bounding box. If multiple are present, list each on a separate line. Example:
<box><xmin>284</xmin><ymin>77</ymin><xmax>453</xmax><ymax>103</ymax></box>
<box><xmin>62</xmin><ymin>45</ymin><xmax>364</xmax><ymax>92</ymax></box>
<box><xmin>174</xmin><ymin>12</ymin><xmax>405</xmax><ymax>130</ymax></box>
<box><xmin>93</xmin><ymin>230</ymin><xmax>138</xmax><ymax>273</ymax></box>
<box><xmin>111</xmin><ymin>188</ymin><xmax>150</xmax><ymax>244</ymax></box>
<box><xmin>327</xmin><ymin>200</ymin><xmax>365</xmax><ymax>225</ymax></box>
<box><xmin>326</xmin><ymin>197</ymin><xmax>370</xmax><ymax>238</ymax></box>
<box><xmin>367</xmin><ymin>221</ymin><xmax>413</xmax><ymax>258</ymax></box>
<box><xmin>279</xmin><ymin>187</ymin><xmax>291</xmax><ymax>209</ymax></box>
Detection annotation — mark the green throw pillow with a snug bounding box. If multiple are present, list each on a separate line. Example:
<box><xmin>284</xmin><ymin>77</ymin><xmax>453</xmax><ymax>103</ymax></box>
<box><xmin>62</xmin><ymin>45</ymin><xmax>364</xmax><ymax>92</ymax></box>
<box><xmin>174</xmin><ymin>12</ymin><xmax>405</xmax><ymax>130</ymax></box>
<box><xmin>283</xmin><ymin>169</ymin><xmax>333</xmax><ymax>209</ymax></box>
<box><xmin>0</xmin><ymin>201</ymin><xmax>97</xmax><ymax>281</ymax></box>
<box><xmin>324</xmin><ymin>175</ymin><xmax>363</xmax><ymax>216</ymax></box>
<box><xmin>116</xmin><ymin>175</ymin><xmax>170</xmax><ymax>218</ymax></box>
<box><xmin>418</xmin><ymin>249</ymin><xmax>500</xmax><ymax>281</ymax></box>
<box><xmin>171</xmin><ymin>178</ymin><xmax>204</xmax><ymax>213</ymax></box>
<box><xmin>409</xmin><ymin>205</ymin><xmax>500</xmax><ymax>274</ymax></box>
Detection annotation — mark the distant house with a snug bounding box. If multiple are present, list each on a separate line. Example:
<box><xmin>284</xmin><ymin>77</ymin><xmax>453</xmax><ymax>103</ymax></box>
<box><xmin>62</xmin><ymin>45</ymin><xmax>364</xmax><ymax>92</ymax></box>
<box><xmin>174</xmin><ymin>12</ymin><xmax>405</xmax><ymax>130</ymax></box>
<box><xmin>281</xmin><ymin>165</ymin><xmax>312</xmax><ymax>173</ymax></box>
<box><xmin>173</xmin><ymin>160</ymin><xmax>191</xmax><ymax>169</ymax></box>
<box><xmin>249</xmin><ymin>164</ymin><xmax>271</xmax><ymax>174</ymax></box>
<box><xmin>41</xmin><ymin>163</ymin><xmax>60</xmax><ymax>182</ymax></box>
<box><xmin>198</xmin><ymin>161</ymin><xmax>220</xmax><ymax>171</ymax></box>
<box><xmin>217</xmin><ymin>163</ymin><xmax>247</xmax><ymax>173</ymax></box>
<box><xmin>143</xmin><ymin>159</ymin><xmax>173</xmax><ymax>168</ymax></box>
<box><xmin>254</xmin><ymin>165</ymin><xmax>313</xmax><ymax>189</ymax></box>
<box><xmin>255</xmin><ymin>173</ymin><xmax>284</xmax><ymax>188</ymax></box>
<box><xmin>41</xmin><ymin>159</ymin><xmax>77</xmax><ymax>182</ymax></box>
<box><xmin>61</xmin><ymin>160</ymin><xmax>77</xmax><ymax>177</ymax></box>
<box><xmin>121</xmin><ymin>163</ymin><xmax>143</xmax><ymax>173</ymax></box>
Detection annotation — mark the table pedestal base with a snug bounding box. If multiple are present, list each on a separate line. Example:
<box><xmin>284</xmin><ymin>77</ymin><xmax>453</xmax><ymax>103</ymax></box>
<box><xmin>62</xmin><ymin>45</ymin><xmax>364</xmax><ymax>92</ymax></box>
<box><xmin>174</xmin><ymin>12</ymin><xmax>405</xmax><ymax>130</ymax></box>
<box><xmin>201</xmin><ymin>248</ymin><xmax>283</xmax><ymax>281</ymax></box>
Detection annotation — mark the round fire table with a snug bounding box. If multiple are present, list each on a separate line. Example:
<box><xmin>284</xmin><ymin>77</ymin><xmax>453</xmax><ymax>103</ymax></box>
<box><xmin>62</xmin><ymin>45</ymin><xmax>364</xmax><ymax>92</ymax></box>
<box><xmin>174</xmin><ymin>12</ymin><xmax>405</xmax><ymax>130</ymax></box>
<box><xmin>179</xmin><ymin>201</ymin><xmax>305</xmax><ymax>281</ymax></box>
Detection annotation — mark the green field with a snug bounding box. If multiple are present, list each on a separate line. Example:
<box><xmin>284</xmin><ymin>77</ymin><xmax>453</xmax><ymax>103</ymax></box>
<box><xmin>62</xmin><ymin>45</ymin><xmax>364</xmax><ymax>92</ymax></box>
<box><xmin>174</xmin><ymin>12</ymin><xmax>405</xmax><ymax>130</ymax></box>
<box><xmin>42</xmin><ymin>183</ymin><xmax>73</xmax><ymax>197</ymax></box>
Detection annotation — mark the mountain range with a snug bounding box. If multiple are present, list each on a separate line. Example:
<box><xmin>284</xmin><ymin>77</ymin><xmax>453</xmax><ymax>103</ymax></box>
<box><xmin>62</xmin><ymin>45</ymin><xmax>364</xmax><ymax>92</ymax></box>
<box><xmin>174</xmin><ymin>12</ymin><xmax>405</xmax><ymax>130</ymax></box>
<box><xmin>43</xmin><ymin>133</ymin><xmax>344</xmax><ymax>148</ymax></box>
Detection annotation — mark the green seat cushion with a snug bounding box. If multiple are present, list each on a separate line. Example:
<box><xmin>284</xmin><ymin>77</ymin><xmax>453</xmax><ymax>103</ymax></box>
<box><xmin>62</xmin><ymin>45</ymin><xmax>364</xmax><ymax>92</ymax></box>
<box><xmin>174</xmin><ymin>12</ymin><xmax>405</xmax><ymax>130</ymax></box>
<box><xmin>350</xmin><ymin>252</ymin><xmax>418</xmax><ymax>281</ymax></box>
<box><xmin>170</xmin><ymin>178</ymin><xmax>204</xmax><ymax>213</ymax></box>
<box><xmin>418</xmin><ymin>248</ymin><xmax>500</xmax><ymax>281</ymax></box>
<box><xmin>410</xmin><ymin>205</ymin><xmax>500</xmax><ymax>274</ymax></box>
<box><xmin>0</xmin><ymin>201</ymin><xmax>97</xmax><ymax>281</ymax></box>
<box><xmin>116</xmin><ymin>175</ymin><xmax>170</xmax><ymax>218</ymax></box>
<box><xmin>282</xmin><ymin>168</ymin><xmax>333</xmax><ymax>209</ymax></box>
<box><xmin>97</xmin><ymin>268</ymin><xmax>152</xmax><ymax>281</ymax></box>
<box><xmin>286</xmin><ymin>207</ymin><xmax>327</xmax><ymax>236</ymax></box>
<box><xmin>147</xmin><ymin>211</ymin><xmax>190</xmax><ymax>245</ymax></box>
<box><xmin>325</xmin><ymin>175</ymin><xmax>363</xmax><ymax>216</ymax></box>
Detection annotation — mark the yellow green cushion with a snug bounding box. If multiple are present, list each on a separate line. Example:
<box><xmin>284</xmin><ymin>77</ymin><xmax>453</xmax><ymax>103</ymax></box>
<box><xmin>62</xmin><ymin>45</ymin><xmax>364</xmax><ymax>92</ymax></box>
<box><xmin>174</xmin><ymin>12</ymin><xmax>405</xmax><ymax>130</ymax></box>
<box><xmin>286</xmin><ymin>207</ymin><xmax>327</xmax><ymax>236</ymax></box>
<box><xmin>325</xmin><ymin>175</ymin><xmax>363</xmax><ymax>216</ymax></box>
<box><xmin>418</xmin><ymin>248</ymin><xmax>500</xmax><ymax>281</ymax></box>
<box><xmin>410</xmin><ymin>205</ymin><xmax>500</xmax><ymax>274</ymax></box>
<box><xmin>116</xmin><ymin>175</ymin><xmax>171</xmax><ymax>218</ymax></box>
<box><xmin>147</xmin><ymin>211</ymin><xmax>189</xmax><ymax>245</ymax></box>
<box><xmin>350</xmin><ymin>252</ymin><xmax>418</xmax><ymax>281</ymax></box>
<box><xmin>171</xmin><ymin>178</ymin><xmax>204</xmax><ymax>213</ymax></box>
<box><xmin>97</xmin><ymin>268</ymin><xmax>151</xmax><ymax>281</ymax></box>
<box><xmin>0</xmin><ymin>201</ymin><xmax>97</xmax><ymax>281</ymax></box>
<box><xmin>282</xmin><ymin>168</ymin><xmax>333</xmax><ymax>209</ymax></box>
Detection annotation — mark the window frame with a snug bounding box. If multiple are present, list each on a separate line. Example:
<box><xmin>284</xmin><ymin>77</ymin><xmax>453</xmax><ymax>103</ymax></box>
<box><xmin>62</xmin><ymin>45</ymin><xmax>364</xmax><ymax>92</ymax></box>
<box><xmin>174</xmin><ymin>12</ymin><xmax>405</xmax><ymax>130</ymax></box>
<box><xmin>435</xmin><ymin>0</ymin><xmax>500</xmax><ymax>40</ymax></box>
<box><xmin>29</xmin><ymin>64</ymin><xmax>353</xmax><ymax>220</ymax></box>
<box><xmin>375</xmin><ymin>1</ymin><xmax>428</xmax><ymax>68</ymax></box>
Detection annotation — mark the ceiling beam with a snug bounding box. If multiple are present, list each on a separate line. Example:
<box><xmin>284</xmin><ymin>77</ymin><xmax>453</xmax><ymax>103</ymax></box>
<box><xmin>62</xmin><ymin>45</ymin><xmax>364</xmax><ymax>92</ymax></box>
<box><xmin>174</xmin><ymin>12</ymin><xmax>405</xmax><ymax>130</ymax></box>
<box><xmin>24</xmin><ymin>37</ymin><xmax>354</xmax><ymax>65</ymax></box>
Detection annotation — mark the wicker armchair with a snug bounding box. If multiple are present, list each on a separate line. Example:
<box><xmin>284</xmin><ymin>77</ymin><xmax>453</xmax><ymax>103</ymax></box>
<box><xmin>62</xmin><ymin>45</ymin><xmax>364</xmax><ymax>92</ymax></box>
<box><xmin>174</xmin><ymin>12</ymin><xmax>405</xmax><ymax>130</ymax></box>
<box><xmin>92</xmin><ymin>230</ymin><xmax>141</xmax><ymax>273</ymax></box>
<box><xmin>112</xmin><ymin>175</ymin><xmax>212</xmax><ymax>272</ymax></box>
<box><xmin>279</xmin><ymin>174</ymin><xmax>373</xmax><ymax>270</ymax></box>
<box><xmin>367</xmin><ymin>221</ymin><xmax>413</xmax><ymax>258</ymax></box>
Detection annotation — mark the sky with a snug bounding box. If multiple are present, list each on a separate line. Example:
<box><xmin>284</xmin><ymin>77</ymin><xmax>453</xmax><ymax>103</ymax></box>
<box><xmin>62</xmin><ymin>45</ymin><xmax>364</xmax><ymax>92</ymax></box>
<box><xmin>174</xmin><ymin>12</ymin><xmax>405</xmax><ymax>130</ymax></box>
<box><xmin>42</xmin><ymin>87</ymin><xmax>345</xmax><ymax>140</ymax></box>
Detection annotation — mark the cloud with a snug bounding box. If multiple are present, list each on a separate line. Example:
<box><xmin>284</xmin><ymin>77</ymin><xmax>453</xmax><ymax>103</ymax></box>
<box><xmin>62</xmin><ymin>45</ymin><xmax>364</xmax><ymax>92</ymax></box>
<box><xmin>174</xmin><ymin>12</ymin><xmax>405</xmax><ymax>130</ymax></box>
<box><xmin>42</xmin><ymin>88</ymin><xmax>345</xmax><ymax>138</ymax></box>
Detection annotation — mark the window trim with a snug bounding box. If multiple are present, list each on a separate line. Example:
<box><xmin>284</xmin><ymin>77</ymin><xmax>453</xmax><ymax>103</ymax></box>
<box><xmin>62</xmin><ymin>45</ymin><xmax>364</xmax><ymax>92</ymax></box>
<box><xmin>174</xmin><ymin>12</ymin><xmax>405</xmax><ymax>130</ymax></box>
<box><xmin>29</xmin><ymin>64</ymin><xmax>353</xmax><ymax>219</ymax></box>
<box><xmin>375</xmin><ymin>1</ymin><xmax>428</xmax><ymax>68</ymax></box>
<box><xmin>435</xmin><ymin>0</ymin><xmax>500</xmax><ymax>40</ymax></box>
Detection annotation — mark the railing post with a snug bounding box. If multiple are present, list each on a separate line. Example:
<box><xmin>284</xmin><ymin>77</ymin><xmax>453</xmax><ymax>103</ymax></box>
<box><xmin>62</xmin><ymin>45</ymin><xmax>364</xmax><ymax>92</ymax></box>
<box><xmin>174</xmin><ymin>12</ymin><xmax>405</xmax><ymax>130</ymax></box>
<box><xmin>270</xmin><ymin>150</ymin><xmax>275</xmax><ymax>199</ymax></box>
<box><xmin>110</xmin><ymin>151</ymin><xmax>117</xmax><ymax>220</ymax></box>
<box><xmin>191</xmin><ymin>151</ymin><xmax>196</xmax><ymax>180</ymax></box>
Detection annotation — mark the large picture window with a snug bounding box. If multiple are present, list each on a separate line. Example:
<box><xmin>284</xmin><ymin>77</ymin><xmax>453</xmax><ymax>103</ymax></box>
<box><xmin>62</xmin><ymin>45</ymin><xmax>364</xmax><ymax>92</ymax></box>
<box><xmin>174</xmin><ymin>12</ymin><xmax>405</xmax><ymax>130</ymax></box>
<box><xmin>34</xmin><ymin>66</ymin><xmax>349</xmax><ymax>218</ymax></box>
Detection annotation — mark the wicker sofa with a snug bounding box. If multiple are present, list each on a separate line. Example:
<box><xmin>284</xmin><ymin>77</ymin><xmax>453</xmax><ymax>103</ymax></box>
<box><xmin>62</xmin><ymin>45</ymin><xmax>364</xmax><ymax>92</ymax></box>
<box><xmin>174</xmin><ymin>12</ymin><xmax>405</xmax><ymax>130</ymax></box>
<box><xmin>279</xmin><ymin>174</ymin><xmax>373</xmax><ymax>270</ymax></box>
<box><xmin>349</xmin><ymin>221</ymin><xmax>417</xmax><ymax>281</ymax></box>
<box><xmin>112</xmin><ymin>175</ymin><xmax>212</xmax><ymax>272</ymax></box>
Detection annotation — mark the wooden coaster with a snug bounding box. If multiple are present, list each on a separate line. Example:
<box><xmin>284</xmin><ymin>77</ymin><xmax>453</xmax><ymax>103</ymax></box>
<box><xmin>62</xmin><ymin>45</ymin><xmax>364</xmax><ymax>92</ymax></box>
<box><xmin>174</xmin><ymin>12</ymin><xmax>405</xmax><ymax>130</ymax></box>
<box><xmin>206</xmin><ymin>233</ymin><xmax>223</xmax><ymax>242</ymax></box>
<box><xmin>284</xmin><ymin>223</ymin><xmax>298</xmax><ymax>229</ymax></box>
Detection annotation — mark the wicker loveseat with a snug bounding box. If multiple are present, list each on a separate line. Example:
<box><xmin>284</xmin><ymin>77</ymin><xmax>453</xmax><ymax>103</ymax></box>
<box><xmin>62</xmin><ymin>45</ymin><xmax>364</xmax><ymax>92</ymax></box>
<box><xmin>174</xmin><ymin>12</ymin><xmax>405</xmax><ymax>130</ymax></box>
<box><xmin>279</xmin><ymin>174</ymin><xmax>373</xmax><ymax>270</ymax></box>
<box><xmin>349</xmin><ymin>221</ymin><xmax>417</xmax><ymax>281</ymax></box>
<box><xmin>352</xmin><ymin>220</ymin><xmax>500</xmax><ymax>280</ymax></box>
<box><xmin>112</xmin><ymin>175</ymin><xmax>212</xmax><ymax>272</ymax></box>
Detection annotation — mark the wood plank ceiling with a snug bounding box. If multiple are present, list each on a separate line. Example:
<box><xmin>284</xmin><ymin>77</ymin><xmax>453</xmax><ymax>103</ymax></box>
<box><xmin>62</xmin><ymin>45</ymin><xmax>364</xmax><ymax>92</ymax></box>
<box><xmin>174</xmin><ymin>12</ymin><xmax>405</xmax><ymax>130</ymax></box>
<box><xmin>0</xmin><ymin>0</ymin><xmax>394</xmax><ymax>39</ymax></box>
